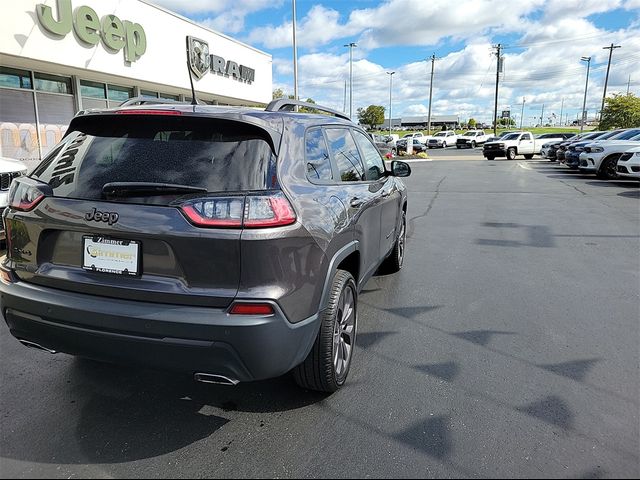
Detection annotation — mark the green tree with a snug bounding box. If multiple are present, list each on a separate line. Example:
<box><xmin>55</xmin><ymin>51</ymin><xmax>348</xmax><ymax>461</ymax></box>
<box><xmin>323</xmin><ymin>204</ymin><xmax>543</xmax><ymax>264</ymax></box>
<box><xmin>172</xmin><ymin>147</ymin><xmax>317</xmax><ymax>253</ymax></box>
<box><xmin>357</xmin><ymin>105</ymin><xmax>386</xmax><ymax>130</ymax></box>
<box><xmin>599</xmin><ymin>93</ymin><xmax>640</xmax><ymax>129</ymax></box>
<box><xmin>300</xmin><ymin>97</ymin><xmax>318</xmax><ymax>114</ymax></box>
<box><xmin>468</xmin><ymin>118</ymin><xmax>477</xmax><ymax>128</ymax></box>
<box><xmin>272</xmin><ymin>88</ymin><xmax>285</xmax><ymax>99</ymax></box>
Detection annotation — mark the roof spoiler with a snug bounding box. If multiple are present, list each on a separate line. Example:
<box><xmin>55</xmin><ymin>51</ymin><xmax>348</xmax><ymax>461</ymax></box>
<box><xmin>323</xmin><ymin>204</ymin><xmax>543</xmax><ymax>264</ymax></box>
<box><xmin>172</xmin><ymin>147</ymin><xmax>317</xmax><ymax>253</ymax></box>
<box><xmin>265</xmin><ymin>99</ymin><xmax>351</xmax><ymax>122</ymax></box>
<box><xmin>119</xmin><ymin>96</ymin><xmax>192</xmax><ymax>107</ymax></box>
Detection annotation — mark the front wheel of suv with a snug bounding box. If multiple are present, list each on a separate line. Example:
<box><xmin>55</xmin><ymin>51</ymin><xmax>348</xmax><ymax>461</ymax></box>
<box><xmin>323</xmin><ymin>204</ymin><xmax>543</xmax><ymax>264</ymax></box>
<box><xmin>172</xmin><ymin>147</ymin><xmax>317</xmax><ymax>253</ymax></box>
<box><xmin>293</xmin><ymin>270</ymin><xmax>357</xmax><ymax>393</ymax></box>
<box><xmin>380</xmin><ymin>212</ymin><xmax>406</xmax><ymax>274</ymax></box>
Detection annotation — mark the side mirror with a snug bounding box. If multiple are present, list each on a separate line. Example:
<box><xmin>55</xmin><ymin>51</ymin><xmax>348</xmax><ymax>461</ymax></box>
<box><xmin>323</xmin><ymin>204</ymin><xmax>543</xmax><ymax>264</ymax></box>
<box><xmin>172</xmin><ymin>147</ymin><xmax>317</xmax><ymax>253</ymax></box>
<box><xmin>391</xmin><ymin>160</ymin><xmax>411</xmax><ymax>177</ymax></box>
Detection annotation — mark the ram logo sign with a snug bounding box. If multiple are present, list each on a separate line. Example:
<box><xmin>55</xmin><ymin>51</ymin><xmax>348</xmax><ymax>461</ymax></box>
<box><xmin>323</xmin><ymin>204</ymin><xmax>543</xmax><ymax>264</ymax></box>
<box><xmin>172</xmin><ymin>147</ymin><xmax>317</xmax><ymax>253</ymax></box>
<box><xmin>187</xmin><ymin>37</ymin><xmax>210</xmax><ymax>79</ymax></box>
<box><xmin>187</xmin><ymin>37</ymin><xmax>255</xmax><ymax>85</ymax></box>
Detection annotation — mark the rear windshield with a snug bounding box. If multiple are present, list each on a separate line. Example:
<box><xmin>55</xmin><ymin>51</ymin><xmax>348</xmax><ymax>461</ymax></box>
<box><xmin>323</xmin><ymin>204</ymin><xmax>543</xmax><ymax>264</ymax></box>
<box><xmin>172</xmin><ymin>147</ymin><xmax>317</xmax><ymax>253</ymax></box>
<box><xmin>32</xmin><ymin>115</ymin><xmax>277</xmax><ymax>202</ymax></box>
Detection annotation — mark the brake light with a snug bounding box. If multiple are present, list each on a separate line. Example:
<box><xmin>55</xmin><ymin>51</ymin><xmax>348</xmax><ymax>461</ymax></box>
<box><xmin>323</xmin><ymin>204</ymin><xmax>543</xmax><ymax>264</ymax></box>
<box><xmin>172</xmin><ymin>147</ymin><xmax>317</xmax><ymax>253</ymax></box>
<box><xmin>244</xmin><ymin>194</ymin><xmax>296</xmax><ymax>228</ymax></box>
<box><xmin>115</xmin><ymin>110</ymin><xmax>182</xmax><ymax>115</ymax></box>
<box><xmin>229</xmin><ymin>303</ymin><xmax>275</xmax><ymax>315</ymax></box>
<box><xmin>179</xmin><ymin>192</ymin><xmax>296</xmax><ymax>229</ymax></box>
<box><xmin>180</xmin><ymin>197</ymin><xmax>244</xmax><ymax>227</ymax></box>
<box><xmin>8</xmin><ymin>178</ymin><xmax>50</xmax><ymax>212</ymax></box>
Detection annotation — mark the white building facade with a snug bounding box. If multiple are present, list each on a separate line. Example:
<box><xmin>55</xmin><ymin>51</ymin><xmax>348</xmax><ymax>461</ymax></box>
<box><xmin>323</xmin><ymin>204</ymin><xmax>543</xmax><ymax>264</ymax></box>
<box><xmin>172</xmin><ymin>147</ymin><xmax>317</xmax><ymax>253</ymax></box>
<box><xmin>0</xmin><ymin>0</ymin><xmax>273</xmax><ymax>168</ymax></box>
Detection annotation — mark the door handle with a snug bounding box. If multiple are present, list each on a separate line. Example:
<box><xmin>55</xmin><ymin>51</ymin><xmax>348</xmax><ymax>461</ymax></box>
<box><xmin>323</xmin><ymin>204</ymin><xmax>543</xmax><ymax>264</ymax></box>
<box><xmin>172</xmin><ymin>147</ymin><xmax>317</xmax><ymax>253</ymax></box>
<box><xmin>350</xmin><ymin>197</ymin><xmax>365</xmax><ymax>208</ymax></box>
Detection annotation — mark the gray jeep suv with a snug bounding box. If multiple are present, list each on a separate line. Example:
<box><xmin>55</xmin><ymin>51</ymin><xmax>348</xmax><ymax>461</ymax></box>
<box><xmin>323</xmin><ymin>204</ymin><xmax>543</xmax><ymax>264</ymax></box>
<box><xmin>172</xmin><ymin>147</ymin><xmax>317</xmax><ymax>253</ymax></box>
<box><xmin>0</xmin><ymin>99</ymin><xmax>410</xmax><ymax>392</ymax></box>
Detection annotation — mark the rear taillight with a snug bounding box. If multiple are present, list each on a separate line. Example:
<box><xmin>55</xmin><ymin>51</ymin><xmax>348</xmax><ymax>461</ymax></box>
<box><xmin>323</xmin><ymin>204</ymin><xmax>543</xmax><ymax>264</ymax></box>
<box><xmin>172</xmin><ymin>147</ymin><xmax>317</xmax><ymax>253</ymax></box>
<box><xmin>180</xmin><ymin>192</ymin><xmax>296</xmax><ymax>229</ymax></box>
<box><xmin>8</xmin><ymin>178</ymin><xmax>51</xmax><ymax>212</ymax></box>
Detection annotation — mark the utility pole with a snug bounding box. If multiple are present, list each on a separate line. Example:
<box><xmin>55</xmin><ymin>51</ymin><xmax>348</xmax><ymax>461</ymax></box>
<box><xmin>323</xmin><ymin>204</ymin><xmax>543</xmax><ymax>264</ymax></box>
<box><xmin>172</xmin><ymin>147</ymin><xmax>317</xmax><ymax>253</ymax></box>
<box><xmin>387</xmin><ymin>72</ymin><xmax>395</xmax><ymax>137</ymax></box>
<box><xmin>520</xmin><ymin>97</ymin><xmax>525</xmax><ymax>130</ymax></box>
<box><xmin>427</xmin><ymin>54</ymin><xmax>437</xmax><ymax>135</ymax></box>
<box><xmin>580</xmin><ymin>56</ymin><xmax>591</xmax><ymax>133</ymax></box>
<box><xmin>492</xmin><ymin>44</ymin><xmax>502</xmax><ymax>136</ymax></box>
<box><xmin>344</xmin><ymin>42</ymin><xmax>357</xmax><ymax>120</ymax></box>
<box><xmin>627</xmin><ymin>75</ymin><xmax>631</xmax><ymax>95</ymax></box>
<box><xmin>343</xmin><ymin>80</ymin><xmax>347</xmax><ymax>113</ymax></box>
<box><xmin>601</xmin><ymin>43</ymin><xmax>621</xmax><ymax>116</ymax></box>
<box><xmin>559</xmin><ymin>98</ymin><xmax>564</xmax><ymax>127</ymax></box>
<box><xmin>292</xmin><ymin>0</ymin><xmax>298</xmax><ymax>103</ymax></box>
<box><xmin>540</xmin><ymin>103</ymin><xmax>545</xmax><ymax>126</ymax></box>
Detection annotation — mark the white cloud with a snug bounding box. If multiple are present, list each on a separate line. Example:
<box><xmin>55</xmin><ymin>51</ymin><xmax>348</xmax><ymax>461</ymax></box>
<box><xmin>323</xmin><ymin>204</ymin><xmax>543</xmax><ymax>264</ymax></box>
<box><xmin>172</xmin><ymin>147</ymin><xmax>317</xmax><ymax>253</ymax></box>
<box><xmin>153</xmin><ymin>0</ymin><xmax>284</xmax><ymax>33</ymax></box>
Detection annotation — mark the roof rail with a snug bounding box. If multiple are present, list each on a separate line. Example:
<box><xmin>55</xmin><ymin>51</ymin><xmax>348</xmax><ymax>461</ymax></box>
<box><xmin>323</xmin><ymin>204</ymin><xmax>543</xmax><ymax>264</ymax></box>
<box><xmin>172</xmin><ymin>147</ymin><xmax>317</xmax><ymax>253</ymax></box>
<box><xmin>119</xmin><ymin>96</ymin><xmax>191</xmax><ymax>107</ymax></box>
<box><xmin>265</xmin><ymin>99</ymin><xmax>351</xmax><ymax>122</ymax></box>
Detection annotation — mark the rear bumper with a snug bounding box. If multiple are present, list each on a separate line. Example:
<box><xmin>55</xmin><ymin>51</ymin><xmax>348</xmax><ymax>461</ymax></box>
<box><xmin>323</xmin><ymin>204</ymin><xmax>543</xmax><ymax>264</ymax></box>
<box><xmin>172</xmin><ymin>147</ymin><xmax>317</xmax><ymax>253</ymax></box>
<box><xmin>1</xmin><ymin>279</ymin><xmax>320</xmax><ymax>382</ymax></box>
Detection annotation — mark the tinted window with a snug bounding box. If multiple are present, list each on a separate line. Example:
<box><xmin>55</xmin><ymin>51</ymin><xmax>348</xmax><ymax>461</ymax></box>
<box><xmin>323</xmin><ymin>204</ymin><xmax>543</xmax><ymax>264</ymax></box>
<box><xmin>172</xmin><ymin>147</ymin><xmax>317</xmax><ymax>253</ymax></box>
<box><xmin>305</xmin><ymin>128</ymin><xmax>333</xmax><ymax>181</ymax></box>
<box><xmin>503</xmin><ymin>133</ymin><xmax>521</xmax><ymax>140</ymax></box>
<box><xmin>325</xmin><ymin>128</ymin><xmax>365</xmax><ymax>182</ymax></box>
<box><xmin>32</xmin><ymin>115</ymin><xmax>277</xmax><ymax>203</ymax></box>
<box><xmin>0</xmin><ymin>67</ymin><xmax>32</xmax><ymax>89</ymax></box>
<box><xmin>353</xmin><ymin>130</ymin><xmax>385</xmax><ymax>181</ymax></box>
<box><xmin>610</xmin><ymin>129</ymin><xmax>640</xmax><ymax>140</ymax></box>
<box><xmin>34</xmin><ymin>73</ymin><xmax>72</xmax><ymax>94</ymax></box>
<box><xmin>522</xmin><ymin>133</ymin><xmax>532</xmax><ymax>140</ymax></box>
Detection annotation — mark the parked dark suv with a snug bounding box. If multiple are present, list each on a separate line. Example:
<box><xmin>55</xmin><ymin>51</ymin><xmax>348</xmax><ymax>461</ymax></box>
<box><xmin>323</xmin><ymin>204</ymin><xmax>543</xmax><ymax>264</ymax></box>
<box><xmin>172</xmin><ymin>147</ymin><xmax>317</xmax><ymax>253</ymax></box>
<box><xmin>0</xmin><ymin>99</ymin><xmax>410</xmax><ymax>393</ymax></box>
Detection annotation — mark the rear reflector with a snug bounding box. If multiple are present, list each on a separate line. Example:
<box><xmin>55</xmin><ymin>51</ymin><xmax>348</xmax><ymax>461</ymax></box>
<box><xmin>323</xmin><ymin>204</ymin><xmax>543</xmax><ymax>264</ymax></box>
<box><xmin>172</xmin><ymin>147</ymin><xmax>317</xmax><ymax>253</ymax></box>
<box><xmin>229</xmin><ymin>303</ymin><xmax>275</xmax><ymax>315</ymax></box>
<box><xmin>115</xmin><ymin>110</ymin><xmax>182</xmax><ymax>116</ymax></box>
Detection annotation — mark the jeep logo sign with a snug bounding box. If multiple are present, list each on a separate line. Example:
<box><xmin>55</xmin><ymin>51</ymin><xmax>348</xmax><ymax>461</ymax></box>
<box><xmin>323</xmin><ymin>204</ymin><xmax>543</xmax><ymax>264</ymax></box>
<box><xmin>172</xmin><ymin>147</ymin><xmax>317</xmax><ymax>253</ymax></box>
<box><xmin>187</xmin><ymin>37</ymin><xmax>255</xmax><ymax>85</ymax></box>
<box><xmin>36</xmin><ymin>0</ymin><xmax>147</xmax><ymax>63</ymax></box>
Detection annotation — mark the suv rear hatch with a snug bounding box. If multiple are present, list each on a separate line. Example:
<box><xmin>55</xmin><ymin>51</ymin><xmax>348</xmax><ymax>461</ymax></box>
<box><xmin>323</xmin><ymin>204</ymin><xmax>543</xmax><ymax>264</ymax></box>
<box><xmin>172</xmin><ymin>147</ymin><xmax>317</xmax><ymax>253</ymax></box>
<box><xmin>4</xmin><ymin>111</ymin><xmax>283</xmax><ymax>308</ymax></box>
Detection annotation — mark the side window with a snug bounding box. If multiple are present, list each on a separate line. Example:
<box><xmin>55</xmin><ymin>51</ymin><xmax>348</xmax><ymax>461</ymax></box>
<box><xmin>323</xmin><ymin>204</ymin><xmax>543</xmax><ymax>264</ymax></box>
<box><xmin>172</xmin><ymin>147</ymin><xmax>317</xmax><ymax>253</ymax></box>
<box><xmin>522</xmin><ymin>133</ymin><xmax>532</xmax><ymax>140</ymax></box>
<box><xmin>353</xmin><ymin>130</ymin><xmax>385</xmax><ymax>181</ymax></box>
<box><xmin>325</xmin><ymin>128</ymin><xmax>365</xmax><ymax>182</ymax></box>
<box><xmin>305</xmin><ymin>128</ymin><xmax>333</xmax><ymax>181</ymax></box>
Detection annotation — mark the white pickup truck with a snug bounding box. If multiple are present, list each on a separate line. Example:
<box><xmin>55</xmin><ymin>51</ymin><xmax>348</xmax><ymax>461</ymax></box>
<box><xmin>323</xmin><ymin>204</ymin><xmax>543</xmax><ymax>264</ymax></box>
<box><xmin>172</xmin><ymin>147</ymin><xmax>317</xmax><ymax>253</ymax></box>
<box><xmin>402</xmin><ymin>132</ymin><xmax>430</xmax><ymax>144</ymax></box>
<box><xmin>456</xmin><ymin>130</ymin><xmax>489</xmax><ymax>149</ymax></box>
<box><xmin>483</xmin><ymin>131</ymin><xmax>537</xmax><ymax>160</ymax></box>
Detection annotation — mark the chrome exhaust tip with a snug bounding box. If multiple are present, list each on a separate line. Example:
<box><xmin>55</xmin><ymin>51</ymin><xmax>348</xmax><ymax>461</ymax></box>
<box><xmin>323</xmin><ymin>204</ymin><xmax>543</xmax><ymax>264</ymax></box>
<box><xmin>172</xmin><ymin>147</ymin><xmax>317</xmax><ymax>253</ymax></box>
<box><xmin>194</xmin><ymin>373</ymin><xmax>239</xmax><ymax>386</ymax></box>
<box><xmin>18</xmin><ymin>339</ymin><xmax>57</xmax><ymax>354</ymax></box>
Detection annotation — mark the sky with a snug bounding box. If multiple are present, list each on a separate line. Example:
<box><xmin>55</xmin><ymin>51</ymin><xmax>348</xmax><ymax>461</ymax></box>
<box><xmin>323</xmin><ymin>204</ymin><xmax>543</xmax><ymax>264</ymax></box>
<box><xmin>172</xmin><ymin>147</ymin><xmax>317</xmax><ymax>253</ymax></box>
<box><xmin>155</xmin><ymin>0</ymin><xmax>640</xmax><ymax>125</ymax></box>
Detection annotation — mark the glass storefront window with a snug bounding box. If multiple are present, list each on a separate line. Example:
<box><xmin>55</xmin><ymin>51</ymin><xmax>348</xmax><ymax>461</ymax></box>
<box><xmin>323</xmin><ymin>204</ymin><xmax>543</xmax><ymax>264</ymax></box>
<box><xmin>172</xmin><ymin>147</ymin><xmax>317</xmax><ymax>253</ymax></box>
<box><xmin>107</xmin><ymin>84</ymin><xmax>134</xmax><ymax>102</ymax></box>
<box><xmin>0</xmin><ymin>66</ymin><xmax>32</xmax><ymax>89</ymax></box>
<box><xmin>140</xmin><ymin>90</ymin><xmax>158</xmax><ymax>98</ymax></box>
<box><xmin>159</xmin><ymin>93</ymin><xmax>179</xmax><ymax>101</ymax></box>
<box><xmin>34</xmin><ymin>72</ymin><xmax>72</xmax><ymax>94</ymax></box>
<box><xmin>80</xmin><ymin>80</ymin><xmax>106</xmax><ymax>99</ymax></box>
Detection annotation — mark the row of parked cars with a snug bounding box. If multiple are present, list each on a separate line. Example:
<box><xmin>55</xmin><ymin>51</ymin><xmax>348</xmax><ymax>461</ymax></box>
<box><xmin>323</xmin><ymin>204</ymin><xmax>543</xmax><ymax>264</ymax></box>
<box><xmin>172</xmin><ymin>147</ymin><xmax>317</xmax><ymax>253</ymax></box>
<box><xmin>372</xmin><ymin>130</ymin><xmax>495</xmax><ymax>154</ymax></box>
<box><xmin>540</xmin><ymin>128</ymin><xmax>640</xmax><ymax>179</ymax></box>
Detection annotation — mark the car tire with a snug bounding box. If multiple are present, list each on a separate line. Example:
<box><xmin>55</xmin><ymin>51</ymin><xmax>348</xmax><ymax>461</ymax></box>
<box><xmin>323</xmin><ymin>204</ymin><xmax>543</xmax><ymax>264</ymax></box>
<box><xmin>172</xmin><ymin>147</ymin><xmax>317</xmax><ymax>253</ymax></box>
<box><xmin>486</xmin><ymin>155</ymin><xmax>495</xmax><ymax>160</ymax></box>
<box><xmin>293</xmin><ymin>270</ymin><xmax>357</xmax><ymax>393</ymax></box>
<box><xmin>471</xmin><ymin>141</ymin><xmax>476</xmax><ymax>148</ymax></box>
<box><xmin>456</xmin><ymin>146</ymin><xmax>461</xmax><ymax>149</ymax></box>
<box><xmin>380</xmin><ymin>211</ymin><xmax>406</xmax><ymax>274</ymax></box>
<box><xmin>597</xmin><ymin>155</ymin><xmax>620</xmax><ymax>180</ymax></box>
<box><xmin>507</xmin><ymin>148</ymin><xmax>517</xmax><ymax>160</ymax></box>
<box><xmin>392</xmin><ymin>148</ymin><xmax>397</xmax><ymax>155</ymax></box>
<box><xmin>524</xmin><ymin>154</ymin><xmax>534</xmax><ymax>159</ymax></box>
<box><xmin>443</xmin><ymin>142</ymin><xmax>447</xmax><ymax>148</ymax></box>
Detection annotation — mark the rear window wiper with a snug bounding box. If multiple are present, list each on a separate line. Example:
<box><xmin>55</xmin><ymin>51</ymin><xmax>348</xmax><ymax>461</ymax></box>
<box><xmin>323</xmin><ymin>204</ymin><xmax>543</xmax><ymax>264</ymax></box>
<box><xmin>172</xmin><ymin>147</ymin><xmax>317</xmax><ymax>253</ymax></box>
<box><xmin>102</xmin><ymin>182</ymin><xmax>208</xmax><ymax>198</ymax></box>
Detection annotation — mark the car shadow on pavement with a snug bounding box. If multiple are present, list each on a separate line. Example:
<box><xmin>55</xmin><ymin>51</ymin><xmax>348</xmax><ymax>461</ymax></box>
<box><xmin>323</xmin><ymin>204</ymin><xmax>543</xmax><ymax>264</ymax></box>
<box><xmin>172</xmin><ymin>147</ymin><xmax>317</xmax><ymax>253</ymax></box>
<box><xmin>618</xmin><ymin>190</ymin><xmax>640</xmax><ymax>198</ymax></box>
<box><xmin>584</xmin><ymin>181</ymin><xmax>640</xmax><ymax>189</ymax></box>
<box><xmin>0</xmin><ymin>358</ymin><xmax>328</xmax><ymax>465</ymax></box>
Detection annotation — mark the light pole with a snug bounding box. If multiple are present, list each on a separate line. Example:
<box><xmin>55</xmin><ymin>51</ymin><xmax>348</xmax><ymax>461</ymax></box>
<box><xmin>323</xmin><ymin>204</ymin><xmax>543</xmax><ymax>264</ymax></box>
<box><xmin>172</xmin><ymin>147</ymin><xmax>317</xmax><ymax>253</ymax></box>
<box><xmin>580</xmin><ymin>56</ymin><xmax>591</xmax><ymax>133</ymax></box>
<box><xmin>292</xmin><ymin>0</ymin><xmax>298</xmax><ymax>103</ymax></box>
<box><xmin>520</xmin><ymin>97</ymin><xmax>525</xmax><ymax>130</ymax></box>
<box><xmin>344</xmin><ymin>42</ymin><xmax>357</xmax><ymax>120</ymax></box>
<box><xmin>387</xmin><ymin>71</ymin><xmax>395</xmax><ymax>137</ymax></box>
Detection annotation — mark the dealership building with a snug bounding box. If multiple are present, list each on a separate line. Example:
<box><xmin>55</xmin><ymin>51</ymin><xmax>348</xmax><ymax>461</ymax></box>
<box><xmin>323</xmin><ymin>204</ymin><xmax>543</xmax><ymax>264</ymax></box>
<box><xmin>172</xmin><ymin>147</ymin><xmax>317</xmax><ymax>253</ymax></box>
<box><xmin>383</xmin><ymin>115</ymin><xmax>461</xmax><ymax>130</ymax></box>
<box><xmin>0</xmin><ymin>0</ymin><xmax>273</xmax><ymax>167</ymax></box>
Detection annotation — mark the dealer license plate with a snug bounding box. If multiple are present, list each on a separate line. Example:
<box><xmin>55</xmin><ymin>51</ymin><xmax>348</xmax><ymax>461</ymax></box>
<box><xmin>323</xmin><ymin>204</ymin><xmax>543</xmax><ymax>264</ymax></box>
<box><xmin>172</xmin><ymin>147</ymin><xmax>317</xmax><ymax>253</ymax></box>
<box><xmin>82</xmin><ymin>237</ymin><xmax>140</xmax><ymax>276</ymax></box>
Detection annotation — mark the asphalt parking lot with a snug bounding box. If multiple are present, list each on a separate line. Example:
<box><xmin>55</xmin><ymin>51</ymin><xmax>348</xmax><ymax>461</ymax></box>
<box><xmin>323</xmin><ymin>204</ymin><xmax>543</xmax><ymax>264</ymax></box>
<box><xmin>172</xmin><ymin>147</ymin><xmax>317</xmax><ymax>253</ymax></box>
<box><xmin>1</xmin><ymin>158</ymin><xmax>638</xmax><ymax>478</ymax></box>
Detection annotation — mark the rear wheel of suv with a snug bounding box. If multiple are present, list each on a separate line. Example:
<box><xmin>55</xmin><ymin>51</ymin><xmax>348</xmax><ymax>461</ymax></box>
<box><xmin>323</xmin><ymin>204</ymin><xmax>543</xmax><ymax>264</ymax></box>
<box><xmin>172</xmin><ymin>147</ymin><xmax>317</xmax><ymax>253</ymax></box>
<box><xmin>507</xmin><ymin>148</ymin><xmax>517</xmax><ymax>160</ymax></box>
<box><xmin>293</xmin><ymin>270</ymin><xmax>357</xmax><ymax>393</ymax></box>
